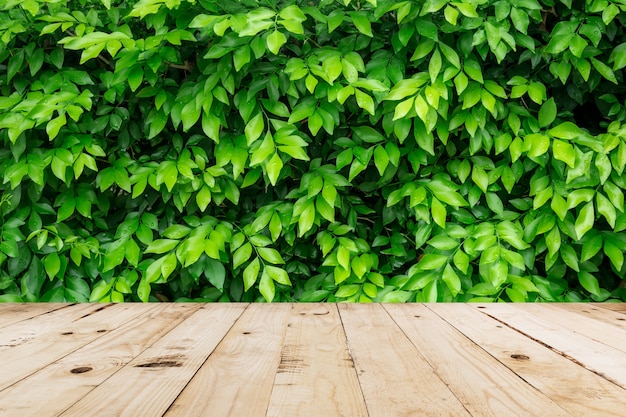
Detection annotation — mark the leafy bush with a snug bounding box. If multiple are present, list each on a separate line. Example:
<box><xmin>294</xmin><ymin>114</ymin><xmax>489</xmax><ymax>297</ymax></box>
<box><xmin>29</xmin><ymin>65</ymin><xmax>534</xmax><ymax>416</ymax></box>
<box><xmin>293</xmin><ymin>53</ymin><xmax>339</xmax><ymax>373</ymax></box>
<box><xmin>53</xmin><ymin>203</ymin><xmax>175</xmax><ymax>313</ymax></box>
<box><xmin>1</xmin><ymin>0</ymin><xmax>626</xmax><ymax>303</ymax></box>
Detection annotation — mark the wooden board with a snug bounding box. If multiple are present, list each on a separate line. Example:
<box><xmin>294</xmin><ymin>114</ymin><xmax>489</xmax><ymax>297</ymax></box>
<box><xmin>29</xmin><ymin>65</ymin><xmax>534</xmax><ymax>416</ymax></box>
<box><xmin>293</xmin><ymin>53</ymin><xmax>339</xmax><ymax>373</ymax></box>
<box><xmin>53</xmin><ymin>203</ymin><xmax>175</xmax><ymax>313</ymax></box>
<box><xmin>510</xmin><ymin>304</ymin><xmax>626</xmax><ymax>354</ymax></box>
<box><xmin>385</xmin><ymin>304</ymin><xmax>571</xmax><ymax>417</ymax></box>
<box><xmin>0</xmin><ymin>303</ymin><xmax>68</xmax><ymax>328</ymax></box>
<box><xmin>60</xmin><ymin>304</ymin><xmax>246</xmax><ymax>417</ymax></box>
<box><xmin>596</xmin><ymin>303</ymin><xmax>626</xmax><ymax>313</ymax></box>
<box><xmin>339</xmin><ymin>303</ymin><xmax>471</xmax><ymax>417</ymax></box>
<box><xmin>476</xmin><ymin>303</ymin><xmax>626</xmax><ymax>389</ymax></box>
<box><xmin>1</xmin><ymin>303</ymin><xmax>625</xmax><ymax>416</ymax></box>
<box><xmin>0</xmin><ymin>303</ymin><xmax>139</xmax><ymax>391</ymax></box>
<box><xmin>265</xmin><ymin>304</ymin><xmax>368</xmax><ymax>417</ymax></box>
<box><xmin>0</xmin><ymin>303</ymin><xmax>98</xmax><ymax>350</ymax></box>
<box><xmin>431</xmin><ymin>304</ymin><xmax>626</xmax><ymax>417</ymax></box>
<box><xmin>164</xmin><ymin>303</ymin><xmax>288</xmax><ymax>417</ymax></box>
<box><xmin>553</xmin><ymin>303</ymin><xmax>626</xmax><ymax>332</ymax></box>
<box><xmin>0</xmin><ymin>303</ymin><xmax>201</xmax><ymax>417</ymax></box>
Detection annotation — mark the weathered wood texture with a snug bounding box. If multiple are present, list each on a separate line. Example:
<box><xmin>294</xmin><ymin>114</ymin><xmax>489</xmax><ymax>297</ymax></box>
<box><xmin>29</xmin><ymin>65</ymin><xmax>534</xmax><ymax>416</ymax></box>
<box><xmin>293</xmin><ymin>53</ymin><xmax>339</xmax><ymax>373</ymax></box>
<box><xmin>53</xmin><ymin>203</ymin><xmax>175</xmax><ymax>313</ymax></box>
<box><xmin>0</xmin><ymin>303</ymin><xmax>624</xmax><ymax>417</ymax></box>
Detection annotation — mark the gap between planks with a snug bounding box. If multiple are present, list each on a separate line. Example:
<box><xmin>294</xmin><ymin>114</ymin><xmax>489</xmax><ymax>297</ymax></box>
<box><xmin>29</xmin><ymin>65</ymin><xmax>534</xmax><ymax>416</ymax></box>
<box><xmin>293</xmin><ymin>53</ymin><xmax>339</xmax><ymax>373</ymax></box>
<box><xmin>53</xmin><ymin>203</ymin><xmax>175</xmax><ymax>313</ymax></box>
<box><xmin>426</xmin><ymin>304</ymin><xmax>626</xmax><ymax>417</ymax></box>
<box><xmin>473</xmin><ymin>304</ymin><xmax>626</xmax><ymax>390</ymax></box>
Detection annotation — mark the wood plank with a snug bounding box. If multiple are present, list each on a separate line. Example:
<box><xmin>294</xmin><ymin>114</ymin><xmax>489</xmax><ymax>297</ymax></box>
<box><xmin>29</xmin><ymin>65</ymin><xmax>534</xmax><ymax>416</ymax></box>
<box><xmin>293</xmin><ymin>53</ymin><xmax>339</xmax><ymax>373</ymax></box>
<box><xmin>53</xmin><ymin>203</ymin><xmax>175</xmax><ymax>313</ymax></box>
<box><xmin>596</xmin><ymin>303</ymin><xmax>626</xmax><ymax>313</ymax></box>
<box><xmin>0</xmin><ymin>303</ymin><xmax>142</xmax><ymax>391</ymax></box>
<box><xmin>0</xmin><ymin>303</ymin><xmax>98</xmax><ymax>350</ymax></box>
<box><xmin>515</xmin><ymin>304</ymin><xmax>626</xmax><ymax>354</ymax></box>
<box><xmin>475</xmin><ymin>303</ymin><xmax>626</xmax><ymax>389</ymax></box>
<box><xmin>385</xmin><ymin>304</ymin><xmax>572</xmax><ymax>417</ymax></box>
<box><xmin>552</xmin><ymin>303</ymin><xmax>626</xmax><ymax>332</ymax></box>
<box><xmin>265</xmin><ymin>304</ymin><xmax>368</xmax><ymax>417</ymax></box>
<box><xmin>0</xmin><ymin>303</ymin><xmax>68</xmax><ymax>328</ymax></box>
<box><xmin>164</xmin><ymin>303</ymin><xmax>289</xmax><ymax>417</ymax></box>
<box><xmin>338</xmin><ymin>303</ymin><xmax>471</xmax><ymax>417</ymax></box>
<box><xmin>430</xmin><ymin>304</ymin><xmax>626</xmax><ymax>417</ymax></box>
<box><xmin>60</xmin><ymin>304</ymin><xmax>247</xmax><ymax>417</ymax></box>
<box><xmin>0</xmin><ymin>303</ymin><xmax>202</xmax><ymax>417</ymax></box>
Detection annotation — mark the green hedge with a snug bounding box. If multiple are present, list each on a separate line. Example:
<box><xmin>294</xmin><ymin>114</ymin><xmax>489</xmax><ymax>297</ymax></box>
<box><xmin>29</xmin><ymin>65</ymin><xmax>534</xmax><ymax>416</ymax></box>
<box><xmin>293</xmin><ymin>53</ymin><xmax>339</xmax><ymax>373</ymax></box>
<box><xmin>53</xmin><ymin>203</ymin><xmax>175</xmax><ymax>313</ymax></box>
<box><xmin>1</xmin><ymin>0</ymin><xmax>626</xmax><ymax>302</ymax></box>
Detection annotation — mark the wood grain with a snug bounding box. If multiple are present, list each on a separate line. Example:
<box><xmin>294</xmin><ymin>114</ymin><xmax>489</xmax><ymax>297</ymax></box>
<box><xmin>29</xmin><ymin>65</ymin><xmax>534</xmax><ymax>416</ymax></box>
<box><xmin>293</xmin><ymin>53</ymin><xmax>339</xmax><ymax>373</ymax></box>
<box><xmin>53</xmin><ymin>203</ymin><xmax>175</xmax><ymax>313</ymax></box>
<box><xmin>431</xmin><ymin>304</ymin><xmax>626</xmax><ymax>417</ymax></box>
<box><xmin>0</xmin><ymin>303</ymin><xmax>138</xmax><ymax>391</ymax></box>
<box><xmin>339</xmin><ymin>303</ymin><xmax>471</xmax><ymax>417</ymax></box>
<box><xmin>553</xmin><ymin>303</ymin><xmax>626</xmax><ymax>332</ymax></box>
<box><xmin>595</xmin><ymin>303</ymin><xmax>626</xmax><ymax>313</ymax></box>
<box><xmin>0</xmin><ymin>303</ymin><xmax>68</xmax><ymax>328</ymax></box>
<box><xmin>164</xmin><ymin>303</ymin><xmax>288</xmax><ymax>417</ymax></box>
<box><xmin>476</xmin><ymin>303</ymin><xmax>626</xmax><ymax>389</ymax></box>
<box><xmin>265</xmin><ymin>304</ymin><xmax>368</xmax><ymax>417</ymax></box>
<box><xmin>60</xmin><ymin>304</ymin><xmax>246</xmax><ymax>417</ymax></box>
<box><xmin>1</xmin><ymin>303</ymin><xmax>625</xmax><ymax>416</ymax></box>
<box><xmin>386</xmin><ymin>304</ymin><xmax>572</xmax><ymax>417</ymax></box>
<box><xmin>0</xmin><ymin>303</ymin><xmax>200</xmax><ymax>417</ymax></box>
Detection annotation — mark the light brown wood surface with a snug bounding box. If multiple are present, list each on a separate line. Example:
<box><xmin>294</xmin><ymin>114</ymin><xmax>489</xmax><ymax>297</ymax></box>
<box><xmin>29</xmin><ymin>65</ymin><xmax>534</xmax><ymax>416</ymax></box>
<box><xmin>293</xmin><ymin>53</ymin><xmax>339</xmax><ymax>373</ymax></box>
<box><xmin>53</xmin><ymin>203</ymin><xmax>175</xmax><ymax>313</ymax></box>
<box><xmin>476</xmin><ymin>303</ymin><xmax>626</xmax><ymax>389</ymax></box>
<box><xmin>0</xmin><ymin>303</ymin><xmax>624</xmax><ymax>417</ymax></box>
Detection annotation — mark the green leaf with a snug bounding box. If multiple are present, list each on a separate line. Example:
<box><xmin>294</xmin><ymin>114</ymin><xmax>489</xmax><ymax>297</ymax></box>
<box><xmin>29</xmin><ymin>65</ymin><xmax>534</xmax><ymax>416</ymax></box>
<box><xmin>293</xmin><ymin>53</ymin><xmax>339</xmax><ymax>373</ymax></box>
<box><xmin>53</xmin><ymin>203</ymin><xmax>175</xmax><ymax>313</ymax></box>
<box><xmin>233</xmin><ymin>242</ymin><xmax>253</xmax><ymax>270</ymax></box>
<box><xmin>243</xmin><ymin>257</ymin><xmax>261</xmax><ymax>291</ymax></box>
<box><xmin>581</xmin><ymin>233</ymin><xmax>602</xmax><ymax>262</ymax></box>
<box><xmin>352</xmin><ymin>126</ymin><xmax>384</xmax><ymax>143</ymax></box>
<box><xmin>259</xmin><ymin>268</ymin><xmax>275</xmax><ymax>301</ymax></box>
<box><xmin>355</xmin><ymin>89</ymin><xmax>375</xmax><ymax>115</ymax></box>
<box><xmin>578</xmin><ymin>271</ymin><xmax>601</xmax><ymax>297</ymax></box>
<box><xmin>265</xmin><ymin>153</ymin><xmax>283</xmax><ymax>186</ymax></box>
<box><xmin>552</xmin><ymin>139</ymin><xmax>576</xmax><ymax>168</ymax></box>
<box><xmin>596</xmin><ymin>193</ymin><xmax>617</xmax><ymax>229</ymax></box>
<box><xmin>145</xmin><ymin>239</ymin><xmax>179</xmax><ymax>254</ymax></box>
<box><xmin>472</xmin><ymin>166</ymin><xmax>489</xmax><ymax>193</ymax></box>
<box><xmin>156</xmin><ymin>161</ymin><xmax>178</xmax><ymax>192</ymax></box>
<box><xmin>538</xmin><ymin>98</ymin><xmax>557</xmax><ymax>128</ymax></box>
<box><xmin>373</xmin><ymin>146</ymin><xmax>389</xmax><ymax>175</ymax></box>
<box><xmin>266</xmin><ymin>30</ymin><xmax>287</xmax><ymax>54</ymax></box>
<box><xmin>604</xmin><ymin>238</ymin><xmax>624</xmax><ymax>271</ymax></box>
<box><xmin>591</xmin><ymin>57</ymin><xmax>618</xmax><ymax>84</ymax></box>
<box><xmin>560</xmin><ymin>244</ymin><xmax>579</xmax><ymax>272</ymax></box>
<box><xmin>428</xmin><ymin>49</ymin><xmax>442</xmax><ymax>83</ymax></box>
<box><xmin>298</xmin><ymin>200</ymin><xmax>316</xmax><ymax>237</ymax></box>
<box><xmin>201</xmin><ymin>258</ymin><xmax>224</xmax><ymax>291</ymax></box>
<box><xmin>609</xmin><ymin>43</ymin><xmax>626</xmax><ymax>70</ymax></box>
<box><xmin>548</xmin><ymin>122</ymin><xmax>583</xmax><ymax>139</ymax></box>
<box><xmin>245</xmin><ymin>112</ymin><xmax>265</xmax><ymax>145</ymax></box>
<box><xmin>575</xmin><ymin>201</ymin><xmax>595</xmax><ymax>240</ymax></box>
<box><xmin>258</xmin><ymin>247</ymin><xmax>284</xmax><ymax>264</ymax></box>
<box><xmin>266</xmin><ymin>265</ymin><xmax>291</xmax><ymax>285</ymax></box>
<box><xmin>335</xmin><ymin>284</ymin><xmax>360</xmax><ymax>298</ymax></box>
<box><xmin>44</xmin><ymin>252</ymin><xmax>61</xmax><ymax>278</ymax></box>
<box><xmin>327</xmin><ymin>10</ymin><xmax>345</xmax><ymax>33</ymax></box>
<box><xmin>349</xmin><ymin>12</ymin><xmax>373</xmax><ymax>37</ymax></box>
<box><xmin>527</xmin><ymin>82</ymin><xmax>546</xmax><ymax>104</ymax></box>
<box><xmin>47</xmin><ymin>114</ymin><xmax>67</xmax><ymax>141</ymax></box>
<box><xmin>417</xmin><ymin>254</ymin><xmax>447</xmax><ymax>270</ymax></box>
<box><xmin>442</xmin><ymin>264</ymin><xmax>461</xmax><ymax>296</ymax></box>
<box><xmin>454</xmin><ymin>2</ymin><xmax>479</xmax><ymax>18</ymax></box>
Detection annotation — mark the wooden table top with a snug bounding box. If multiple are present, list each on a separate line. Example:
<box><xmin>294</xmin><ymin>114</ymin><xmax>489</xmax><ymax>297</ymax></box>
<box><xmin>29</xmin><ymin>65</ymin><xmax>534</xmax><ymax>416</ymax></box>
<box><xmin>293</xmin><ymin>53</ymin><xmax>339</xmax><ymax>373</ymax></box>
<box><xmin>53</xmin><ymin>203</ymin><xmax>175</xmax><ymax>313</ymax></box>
<box><xmin>0</xmin><ymin>303</ymin><xmax>625</xmax><ymax>416</ymax></box>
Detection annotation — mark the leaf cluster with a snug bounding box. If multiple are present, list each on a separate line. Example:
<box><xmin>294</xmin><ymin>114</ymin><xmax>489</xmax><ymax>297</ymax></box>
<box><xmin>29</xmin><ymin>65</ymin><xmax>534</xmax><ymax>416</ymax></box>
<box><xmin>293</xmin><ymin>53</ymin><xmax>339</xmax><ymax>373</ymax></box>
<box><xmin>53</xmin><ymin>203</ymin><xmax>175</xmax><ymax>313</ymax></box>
<box><xmin>1</xmin><ymin>0</ymin><xmax>626</xmax><ymax>302</ymax></box>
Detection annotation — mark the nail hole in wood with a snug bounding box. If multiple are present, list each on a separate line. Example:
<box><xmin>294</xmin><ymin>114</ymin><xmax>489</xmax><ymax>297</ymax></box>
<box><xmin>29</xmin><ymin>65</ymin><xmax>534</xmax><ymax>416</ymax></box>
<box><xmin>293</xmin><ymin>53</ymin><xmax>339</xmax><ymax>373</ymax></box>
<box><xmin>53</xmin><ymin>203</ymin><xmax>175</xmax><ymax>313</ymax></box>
<box><xmin>135</xmin><ymin>361</ymin><xmax>182</xmax><ymax>368</ymax></box>
<box><xmin>70</xmin><ymin>367</ymin><xmax>92</xmax><ymax>374</ymax></box>
<box><xmin>511</xmin><ymin>354</ymin><xmax>530</xmax><ymax>360</ymax></box>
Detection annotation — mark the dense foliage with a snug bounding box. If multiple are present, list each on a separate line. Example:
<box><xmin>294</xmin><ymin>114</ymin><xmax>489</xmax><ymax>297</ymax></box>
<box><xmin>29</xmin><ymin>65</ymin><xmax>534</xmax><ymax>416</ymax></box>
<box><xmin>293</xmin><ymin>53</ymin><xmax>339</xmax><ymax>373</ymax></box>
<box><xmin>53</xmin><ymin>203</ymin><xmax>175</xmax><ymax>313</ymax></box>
<box><xmin>1</xmin><ymin>0</ymin><xmax>626</xmax><ymax>302</ymax></box>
